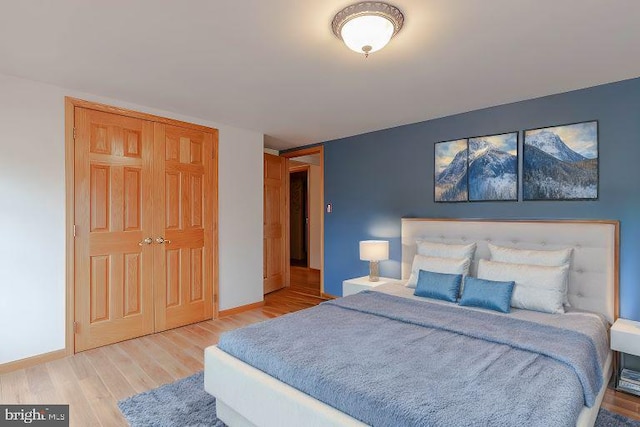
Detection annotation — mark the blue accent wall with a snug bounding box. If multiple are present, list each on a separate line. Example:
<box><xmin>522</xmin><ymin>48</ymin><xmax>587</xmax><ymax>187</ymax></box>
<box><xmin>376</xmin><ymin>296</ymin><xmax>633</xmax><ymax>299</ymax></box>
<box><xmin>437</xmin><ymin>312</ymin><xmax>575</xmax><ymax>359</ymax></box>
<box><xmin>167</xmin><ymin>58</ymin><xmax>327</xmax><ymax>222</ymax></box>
<box><xmin>323</xmin><ymin>77</ymin><xmax>640</xmax><ymax>320</ymax></box>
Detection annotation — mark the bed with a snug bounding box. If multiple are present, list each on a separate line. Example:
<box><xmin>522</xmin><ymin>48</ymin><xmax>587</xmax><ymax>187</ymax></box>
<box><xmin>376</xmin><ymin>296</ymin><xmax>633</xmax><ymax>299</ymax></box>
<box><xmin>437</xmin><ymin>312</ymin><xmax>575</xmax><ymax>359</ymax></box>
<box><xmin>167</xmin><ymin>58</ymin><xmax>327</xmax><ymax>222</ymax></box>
<box><xmin>205</xmin><ymin>219</ymin><xmax>619</xmax><ymax>427</ymax></box>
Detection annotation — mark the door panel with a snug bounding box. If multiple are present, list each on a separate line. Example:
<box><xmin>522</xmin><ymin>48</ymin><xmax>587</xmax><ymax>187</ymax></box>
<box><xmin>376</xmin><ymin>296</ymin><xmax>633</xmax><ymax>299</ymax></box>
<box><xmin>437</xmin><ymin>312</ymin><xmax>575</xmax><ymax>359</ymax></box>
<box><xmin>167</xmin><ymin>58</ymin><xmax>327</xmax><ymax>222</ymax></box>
<box><xmin>153</xmin><ymin>123</ymin><xmax>214</xmax><ymax>331</ymax></box>
<box><xmin>264</xmin><ymin>154</ymin><xmax>288</xmax><ymax>294</ymax></box>
<box><xmin>75</xmin><ymin>108</ymin><xmax>154</xmax><ymax>352</ymax></box>
<box><xmin>123</xmin><ymin>252</ymin><xmax>142</xmax><ymax>316</ymax></box>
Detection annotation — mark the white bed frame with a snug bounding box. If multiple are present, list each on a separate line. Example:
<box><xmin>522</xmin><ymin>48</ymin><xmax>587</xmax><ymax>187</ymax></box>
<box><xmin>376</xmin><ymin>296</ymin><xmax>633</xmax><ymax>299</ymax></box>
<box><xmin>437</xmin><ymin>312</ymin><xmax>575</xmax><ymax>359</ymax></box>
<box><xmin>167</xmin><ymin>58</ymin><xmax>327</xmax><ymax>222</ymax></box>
<box><xmin>205</xmin><ymin>219</ymin><xmax>619</xmax><ymax>427</ymax></box>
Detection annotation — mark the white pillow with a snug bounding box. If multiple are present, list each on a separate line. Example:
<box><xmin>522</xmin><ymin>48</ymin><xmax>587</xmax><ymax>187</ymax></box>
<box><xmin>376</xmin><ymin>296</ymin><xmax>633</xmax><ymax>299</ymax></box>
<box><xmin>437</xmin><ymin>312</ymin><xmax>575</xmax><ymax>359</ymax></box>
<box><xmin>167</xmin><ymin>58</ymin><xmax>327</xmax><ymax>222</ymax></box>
<box><xmin>477</xmin><ymin>259</ymin><xmax>569</xmax><ymax>314</ymax></box>
<box><xmin>488</xmin><ymin>243</ymin><xmax>572</xmax><ymax>266</ymax></box>
<box><xmin>417</xmin><ymin>240</ymin><xmax>477</xmax><ymax>260</ymax></box>
<box><xmin>406</xmin><ymin>255</ymin><xmax>471</xmax><ymax>288</ymax></box>
<box><xmin>488</xmin><ymin>243</ymin><xmax>573</xmax><ymax>305</ymax></box>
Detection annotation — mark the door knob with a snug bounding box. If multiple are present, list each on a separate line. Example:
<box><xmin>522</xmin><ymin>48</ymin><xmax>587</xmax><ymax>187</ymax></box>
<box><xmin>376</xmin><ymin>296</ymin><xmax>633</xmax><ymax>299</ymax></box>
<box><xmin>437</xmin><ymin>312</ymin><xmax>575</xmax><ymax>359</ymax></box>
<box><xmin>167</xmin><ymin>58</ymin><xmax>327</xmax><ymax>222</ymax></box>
<box><xmin>156</xmin><ymin>237</ymin><xmax>172</xmax><ymax>244</ymax></box>
<box><xmin>138</xmin><ymin>237</ymin><xmax>153</xmax><ymax>246</ymax></box>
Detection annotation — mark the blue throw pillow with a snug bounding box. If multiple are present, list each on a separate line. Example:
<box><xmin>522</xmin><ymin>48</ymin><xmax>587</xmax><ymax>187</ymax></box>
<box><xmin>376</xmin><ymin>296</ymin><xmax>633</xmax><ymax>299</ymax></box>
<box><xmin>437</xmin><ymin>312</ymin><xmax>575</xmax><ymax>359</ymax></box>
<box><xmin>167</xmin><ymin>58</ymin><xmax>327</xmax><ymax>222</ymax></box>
<box><xmin>459</xmin><ymin>276</ymin><xmax>515</xmax><ymax>313</ymax></box>
<box><xmin>414</xmin><ymin>270</ymin><xmax>462</xmax><ymax>303</ymax></box>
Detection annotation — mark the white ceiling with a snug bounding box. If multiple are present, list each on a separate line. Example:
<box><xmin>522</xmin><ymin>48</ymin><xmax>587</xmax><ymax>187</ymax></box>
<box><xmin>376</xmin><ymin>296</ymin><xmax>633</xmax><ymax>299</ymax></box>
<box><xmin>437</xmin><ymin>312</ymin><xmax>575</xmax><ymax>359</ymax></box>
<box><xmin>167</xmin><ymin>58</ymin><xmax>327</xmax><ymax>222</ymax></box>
<box><xmin>1</xmin><ymin>1</ymin><xmax>639</xmax><ymax>150</ymax></box>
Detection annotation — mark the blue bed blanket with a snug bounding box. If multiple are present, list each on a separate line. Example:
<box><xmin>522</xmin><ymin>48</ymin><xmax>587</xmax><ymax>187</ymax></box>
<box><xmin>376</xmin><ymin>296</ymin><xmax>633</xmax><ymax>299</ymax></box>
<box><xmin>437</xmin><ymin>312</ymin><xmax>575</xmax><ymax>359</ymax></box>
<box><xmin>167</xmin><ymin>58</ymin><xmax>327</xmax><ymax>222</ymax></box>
<box><xmin>217</xmin><ymin>291</ymin><xmax>608</xmax><ymax>427</ymax></box>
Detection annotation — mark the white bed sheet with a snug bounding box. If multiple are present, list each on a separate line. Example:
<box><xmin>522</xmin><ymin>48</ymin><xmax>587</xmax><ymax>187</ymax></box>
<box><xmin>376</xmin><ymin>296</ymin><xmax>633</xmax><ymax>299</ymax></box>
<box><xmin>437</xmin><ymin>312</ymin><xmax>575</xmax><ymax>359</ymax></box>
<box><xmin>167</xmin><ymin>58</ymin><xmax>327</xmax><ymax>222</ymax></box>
<box><xmin>205</xmin><ymin>283</ymin><xmax>612</xmax><ymax>427</ymax></box>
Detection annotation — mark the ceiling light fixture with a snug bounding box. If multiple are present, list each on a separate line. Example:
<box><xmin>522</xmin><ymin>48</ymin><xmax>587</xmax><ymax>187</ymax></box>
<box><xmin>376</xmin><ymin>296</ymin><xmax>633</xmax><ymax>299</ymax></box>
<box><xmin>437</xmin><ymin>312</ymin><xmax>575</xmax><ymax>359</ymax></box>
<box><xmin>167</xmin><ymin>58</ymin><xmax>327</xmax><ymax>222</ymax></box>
<box><xmin>332</xmin><ymin>2</ymin><xmax>404</xmax><ymax>58</ymax></box>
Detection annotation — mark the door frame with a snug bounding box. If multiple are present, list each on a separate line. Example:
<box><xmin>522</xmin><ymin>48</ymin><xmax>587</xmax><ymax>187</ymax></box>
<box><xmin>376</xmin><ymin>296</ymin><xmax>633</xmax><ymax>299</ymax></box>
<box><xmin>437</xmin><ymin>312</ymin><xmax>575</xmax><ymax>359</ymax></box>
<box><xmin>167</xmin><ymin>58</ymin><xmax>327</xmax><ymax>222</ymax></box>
<box><xmin>280</xmin><ymin>146</ymin><xmax>325</xmax><ymax>296</ymax></box>
<box><xmin>64</xmin><ymin>97</ymin><xmax>219</xmax><ymax>354</ymax></box>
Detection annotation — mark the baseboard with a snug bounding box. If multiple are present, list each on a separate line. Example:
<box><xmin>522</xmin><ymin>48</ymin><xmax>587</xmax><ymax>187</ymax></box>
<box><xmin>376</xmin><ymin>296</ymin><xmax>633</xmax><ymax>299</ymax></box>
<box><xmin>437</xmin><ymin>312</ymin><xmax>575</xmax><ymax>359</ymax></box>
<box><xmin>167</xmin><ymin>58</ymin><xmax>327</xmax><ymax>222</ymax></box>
<box><xmin>321</xmin><ymin>292</ymin><xmax>338</xmax><ymax>300</ymax></box>
<box><xmin>0</xmin><ymin>349</ymin><xmax>67</xmax><ymax>374</ymax></box>
<box><xmin>218</xmin><ymin>301</ymin><xmax>265</xmax><ymax>317</ymax></box>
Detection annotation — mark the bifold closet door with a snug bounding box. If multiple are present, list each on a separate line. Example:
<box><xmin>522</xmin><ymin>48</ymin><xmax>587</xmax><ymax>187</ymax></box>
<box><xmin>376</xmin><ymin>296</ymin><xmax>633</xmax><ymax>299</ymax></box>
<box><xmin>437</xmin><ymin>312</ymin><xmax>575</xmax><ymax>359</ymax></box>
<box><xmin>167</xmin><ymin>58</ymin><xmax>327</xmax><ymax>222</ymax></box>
<box><xmin>74</xmin><ymin>108</ymin><xmax>155</xmax><ymax>352</ymax></box>
<box><xmin>153</xmin><ymin>123</ymin><xmax>214</xmax><ymax>331</ymax></box>
<box><xmin>75</xmin><ymin>108</ymin><xmax>216</xmax><ymax>351</ymax></box>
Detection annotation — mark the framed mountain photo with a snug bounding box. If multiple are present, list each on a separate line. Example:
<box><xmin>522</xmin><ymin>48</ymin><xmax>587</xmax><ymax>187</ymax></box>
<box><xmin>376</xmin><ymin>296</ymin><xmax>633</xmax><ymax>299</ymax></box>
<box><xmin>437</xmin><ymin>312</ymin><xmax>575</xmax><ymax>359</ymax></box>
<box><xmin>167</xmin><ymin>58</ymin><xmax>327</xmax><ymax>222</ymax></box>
<box><xmin>468</xmin><ymin>132</ymin><xmax>518</xmax><ymax>201</ymax></box>
<box><xmin>523</xmin><ymin>121</ymin><xmax>598</xmax><ymax>200</ymax></box>
<box><xmin>434</xmin><ymin>139</ymin><xmax>468</xmax><ymax>202</ymax></box>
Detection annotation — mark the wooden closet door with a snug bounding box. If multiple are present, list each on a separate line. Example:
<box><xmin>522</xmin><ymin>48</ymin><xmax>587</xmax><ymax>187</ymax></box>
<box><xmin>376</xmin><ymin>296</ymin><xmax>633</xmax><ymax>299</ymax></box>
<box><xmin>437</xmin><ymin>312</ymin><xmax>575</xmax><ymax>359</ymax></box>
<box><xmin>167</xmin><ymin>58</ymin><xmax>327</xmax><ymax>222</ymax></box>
<box><xmin>264</xmin><ymin>153</ymin><xmax>289</xmax><ymax>294</ymax></box>
<box><xmin>153</xmin><ymin>123</ymin><xmax>215</xmax><ymax>331</ymax></box>
<box><xmin>74</xmin><ymin>108</ymin><xmax>154</xmax><ymax>352</ymax></box>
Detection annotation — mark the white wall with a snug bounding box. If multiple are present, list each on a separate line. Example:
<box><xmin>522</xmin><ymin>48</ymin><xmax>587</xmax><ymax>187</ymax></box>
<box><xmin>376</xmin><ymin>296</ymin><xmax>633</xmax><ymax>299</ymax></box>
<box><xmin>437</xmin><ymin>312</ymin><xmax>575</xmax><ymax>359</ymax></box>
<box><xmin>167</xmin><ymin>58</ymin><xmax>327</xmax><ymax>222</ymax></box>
<box><xmin>218</xmin><ymin>128</ymin><xmax>264</xmax><ymax>310</ymax></box>
<box><xmin>0</xmin><ymin>73</ymin><xmax>264</xmax><ymax>365</ymax></box>
<box><xmin>0</xmin><ymin>75</ymin><xmax>66</xmax><ymax>365</ymax></box>
<box><xmin>292</xmin><ymin>154</ymin><xmax>320</xmax><ymax>166</ymax></box>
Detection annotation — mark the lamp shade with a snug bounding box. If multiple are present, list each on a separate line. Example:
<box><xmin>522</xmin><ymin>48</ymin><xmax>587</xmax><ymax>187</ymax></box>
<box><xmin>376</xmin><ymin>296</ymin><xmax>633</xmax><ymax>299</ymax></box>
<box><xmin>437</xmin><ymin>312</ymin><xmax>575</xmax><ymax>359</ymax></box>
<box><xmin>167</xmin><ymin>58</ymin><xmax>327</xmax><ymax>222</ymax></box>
<box><xmin>359</xmin><ymin>240</ymin><xmax>389</xmax><ymax>261</ymax></box>
<box><xmin>331</xmin><ymin>2</ymin><xmax>404</xmax><ymax>57</ymax></box>
<box><xmin>340</xmin><ymin>15</ymin><xmax>394</xmax><ymax>55</ymax></box>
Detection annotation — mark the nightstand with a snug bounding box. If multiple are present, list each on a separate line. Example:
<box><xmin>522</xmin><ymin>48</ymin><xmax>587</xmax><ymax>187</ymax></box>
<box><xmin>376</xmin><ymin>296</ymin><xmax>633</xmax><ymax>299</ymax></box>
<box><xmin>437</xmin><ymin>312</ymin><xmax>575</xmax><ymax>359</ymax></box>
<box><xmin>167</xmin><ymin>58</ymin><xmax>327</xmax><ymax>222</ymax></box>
<box><xmin>342</xmin><ymin>276</ymin><xmax>398</xmax><ymax>297</ymax></box>
<box><xmin>611</xmin><ymin>318</ymin><xmax>640</xmax><ymax>395</ymax></box>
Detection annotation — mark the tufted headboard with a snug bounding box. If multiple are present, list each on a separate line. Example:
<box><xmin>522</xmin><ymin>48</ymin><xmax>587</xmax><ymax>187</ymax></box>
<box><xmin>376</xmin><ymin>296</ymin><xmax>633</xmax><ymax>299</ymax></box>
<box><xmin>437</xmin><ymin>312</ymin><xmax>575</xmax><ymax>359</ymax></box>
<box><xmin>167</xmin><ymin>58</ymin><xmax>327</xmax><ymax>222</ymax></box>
<box><xmin>401</xmin><ymin>219</ymin><xmax>619</xmax><ymax>323</ymax></box>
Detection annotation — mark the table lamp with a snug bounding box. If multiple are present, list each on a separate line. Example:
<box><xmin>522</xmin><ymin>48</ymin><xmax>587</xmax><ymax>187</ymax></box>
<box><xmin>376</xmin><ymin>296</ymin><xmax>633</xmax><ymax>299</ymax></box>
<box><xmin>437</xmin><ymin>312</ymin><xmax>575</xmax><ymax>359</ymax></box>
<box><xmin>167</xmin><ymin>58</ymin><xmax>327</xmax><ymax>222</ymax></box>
<box><xmin>359</xmin><ymin>240</ymin><xmax>389</xmax><ymax>282</ymax></box>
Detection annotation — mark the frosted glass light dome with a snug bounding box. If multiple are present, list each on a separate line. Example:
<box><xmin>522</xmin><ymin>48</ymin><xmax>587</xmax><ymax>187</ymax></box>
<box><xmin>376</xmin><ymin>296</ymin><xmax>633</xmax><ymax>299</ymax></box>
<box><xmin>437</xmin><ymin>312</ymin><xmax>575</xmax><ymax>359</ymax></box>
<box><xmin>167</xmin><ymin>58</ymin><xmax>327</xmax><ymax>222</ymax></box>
<box><xmin>332</xmin><ymin>2</ymin><xmax>404</xmax><ymax>57</ymax></box>
<box><xmin>341</xmin><ymin>15</ymin><xmax>395</xmax><ymax>55</ymax></box>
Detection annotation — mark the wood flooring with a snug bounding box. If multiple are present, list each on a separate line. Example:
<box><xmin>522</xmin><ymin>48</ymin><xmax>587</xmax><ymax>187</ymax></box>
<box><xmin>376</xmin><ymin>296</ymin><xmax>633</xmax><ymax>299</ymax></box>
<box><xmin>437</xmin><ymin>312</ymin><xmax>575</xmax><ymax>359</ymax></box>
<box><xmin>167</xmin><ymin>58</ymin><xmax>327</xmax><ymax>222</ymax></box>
<box><xmin>0</xmin><ymin>288</ymin><xmax>324</xmax><ymax>426</ymax></box>
<box><xmin>0</xmin><ymin>287</ymin><xmax>638</xmax><ymax>425</ymax></box>
<box><xmin>289</xmin><ymin>266</ymin><xmax>321</xmax><ymax>296</ymax></box>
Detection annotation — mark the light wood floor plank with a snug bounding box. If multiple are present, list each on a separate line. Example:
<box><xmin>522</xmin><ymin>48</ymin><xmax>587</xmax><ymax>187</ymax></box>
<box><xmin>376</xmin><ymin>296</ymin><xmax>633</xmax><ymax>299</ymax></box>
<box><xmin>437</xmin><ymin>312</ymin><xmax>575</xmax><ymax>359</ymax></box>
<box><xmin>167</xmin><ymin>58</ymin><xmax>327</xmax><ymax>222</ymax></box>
<box><xmin>117</xmin><ymin>339</ymin><xmax>174</xmax><ymax>386</ymax></box>
<box><xmin>84</xmin><ymin>347</ymin><xmax>136</xmax><ymax>400</ymax></box>
<box><xmin>0</xmin><ymin>287</ymin><xmax>638</xmax><ymax>426</ymax></box>
<box><xmin>173</xmin><ymin>325</ymin><xmax>213</xmax><ymax>350</ymax></box>
<box><xmin>160</xmin><ymin>329</ymin><xmax>205</xmax><ymax>363</ymax></box>
<box><xmin>193</xmin><ymin>319</ymin><xmax>230</xmax><ymax>337</ymax></box>
<box><xmin>77</xmin><ymin>374</ymin><xmax>125</xmax><ymax>427</ymax></box>
<box><xmin>25</xmin><ymin>363</ymin><xmax>58</xmax><ymax>404</ymax></box>
<box><xmin>66</xmin><ymin>352</ymin><xmax>94</xmax><ymax>382</ymax></box>
<box><xmin>0</xmin><ymin>369</ymin><xmax>30</xmax><ymax>403</ymax></box>
<box><xmin>190</xmin><ymin>324</ymin><xmax>222</xmax><ymax>343</ymax></box>
<box><xmin>148</xmin><ymin>333</ymin><xmax>203</xmax><ymax>372</ymax></box>
<box><xmin>104</xmin><ymin>343</ymin><xmax>158</xmax><ymax>394</ymax></box>
<box><xmin>46</xmin><ymin>357</ymin><xmax>102</xmax><ymax>426</ymax></box>
<box><xmin>136</xmin><ymin>335</ymin><xmax>192</xmax><ymax>380</ymax></box>
<box><xmin>66</xmin><ymin>352</ymin><xmax>125</xmax><ymax>426</ymax></box>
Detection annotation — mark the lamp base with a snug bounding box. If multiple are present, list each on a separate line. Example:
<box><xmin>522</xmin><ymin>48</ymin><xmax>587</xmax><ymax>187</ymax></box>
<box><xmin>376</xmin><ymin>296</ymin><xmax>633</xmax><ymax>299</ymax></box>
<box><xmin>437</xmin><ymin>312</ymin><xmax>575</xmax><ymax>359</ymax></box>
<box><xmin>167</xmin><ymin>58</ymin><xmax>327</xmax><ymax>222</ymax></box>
<box><xmin>368</xmin><ymin>261</ymin><xmax>380</xmax><ymax>282</ymax></box>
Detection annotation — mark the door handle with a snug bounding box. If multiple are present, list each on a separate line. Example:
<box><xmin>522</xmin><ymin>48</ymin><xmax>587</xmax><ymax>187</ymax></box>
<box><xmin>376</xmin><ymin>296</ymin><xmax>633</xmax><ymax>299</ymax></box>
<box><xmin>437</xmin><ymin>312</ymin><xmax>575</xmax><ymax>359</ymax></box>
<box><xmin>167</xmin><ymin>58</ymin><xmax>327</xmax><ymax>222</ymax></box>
<box><xmin>138</xmin><ymin>237</ymin><xmax>153</xmax><ymax>246</ymax></box>
<box><xmin>156</xmin><ymin>237</ymin><xmax>172</xmax><ymax>244</ymax></box>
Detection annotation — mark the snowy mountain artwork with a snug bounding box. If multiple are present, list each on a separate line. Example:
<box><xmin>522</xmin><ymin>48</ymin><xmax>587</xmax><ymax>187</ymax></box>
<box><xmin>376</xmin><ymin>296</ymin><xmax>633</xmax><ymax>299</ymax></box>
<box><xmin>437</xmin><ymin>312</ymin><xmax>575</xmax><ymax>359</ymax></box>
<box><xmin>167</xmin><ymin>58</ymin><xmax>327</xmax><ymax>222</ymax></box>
<box><xmin>434</xmin><ymin>139</ymin><xmax>468</xmax><ymax>202</ymax></box>
<box><xmin>468</xmin><ymin>132</ymin><xmax>518</xmax><ymax>201</ymax></box>
<box><xmin>523</xmin><ymin>121</ymin><xmax>598</xmax><ymax>200</ymax></box>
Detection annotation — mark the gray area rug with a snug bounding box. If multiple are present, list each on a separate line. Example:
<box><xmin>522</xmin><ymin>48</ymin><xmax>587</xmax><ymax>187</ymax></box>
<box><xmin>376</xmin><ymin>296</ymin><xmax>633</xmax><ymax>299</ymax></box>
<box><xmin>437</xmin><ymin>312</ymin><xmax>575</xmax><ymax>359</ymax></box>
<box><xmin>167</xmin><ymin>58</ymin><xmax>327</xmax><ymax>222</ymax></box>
<box><xmin>119</xmin><ymin>371</ymin><xmax>640</xmax><ymax>426</ymax></box>
<box><xmin>118</xmin><ymin>371</ymin><xmax>224</xmax><ymax>427</ymax></box>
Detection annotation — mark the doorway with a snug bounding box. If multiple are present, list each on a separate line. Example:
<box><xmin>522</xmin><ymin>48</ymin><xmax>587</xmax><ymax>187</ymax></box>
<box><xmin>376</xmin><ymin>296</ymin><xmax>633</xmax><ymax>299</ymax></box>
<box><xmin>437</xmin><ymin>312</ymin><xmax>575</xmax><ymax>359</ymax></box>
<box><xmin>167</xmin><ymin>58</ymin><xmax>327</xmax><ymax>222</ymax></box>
<box><xmin>289</xmin><ymin>169</ymin><xmax>308</xmax><ymax>267</ymax></box>
<box><xmin>281</xmin><ymin>147</ymin><xmax>324</xmax><ymax>297</ymax></box>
